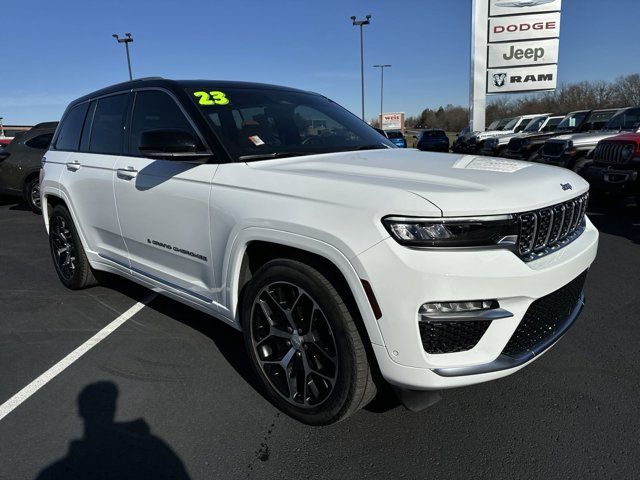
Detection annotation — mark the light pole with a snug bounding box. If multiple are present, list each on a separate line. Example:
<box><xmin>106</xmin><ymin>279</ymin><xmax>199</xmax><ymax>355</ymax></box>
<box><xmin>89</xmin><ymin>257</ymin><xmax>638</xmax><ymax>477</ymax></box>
<box><xmin>373</xmin><ymin>64</ymin><xmax>391</xmax><ymax>125</ymax></box>
<box><xmin>112</xmin><ymin>33</ymin><xmax>134</xmax><ymax>80</ymax></box>
<box><xmin>351</xmin><ymin>15</ymin><xmax>371</xmax><ymax>120</ymax></box>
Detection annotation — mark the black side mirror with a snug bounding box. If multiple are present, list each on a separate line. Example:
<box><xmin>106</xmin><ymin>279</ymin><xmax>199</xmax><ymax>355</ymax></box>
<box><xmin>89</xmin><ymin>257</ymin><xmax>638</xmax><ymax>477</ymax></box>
<box><xmin>139</xmin><ymin>129</ymin><xmax>208</xmax><ymax>159</ymax></box>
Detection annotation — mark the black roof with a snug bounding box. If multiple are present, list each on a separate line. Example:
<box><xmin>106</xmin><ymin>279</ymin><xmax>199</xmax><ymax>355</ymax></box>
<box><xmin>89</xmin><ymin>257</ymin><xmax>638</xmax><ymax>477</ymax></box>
<box><xmin>70</xmin><ymin>77</ymin><xmax>310</xmax><ymax>107</ymax></box>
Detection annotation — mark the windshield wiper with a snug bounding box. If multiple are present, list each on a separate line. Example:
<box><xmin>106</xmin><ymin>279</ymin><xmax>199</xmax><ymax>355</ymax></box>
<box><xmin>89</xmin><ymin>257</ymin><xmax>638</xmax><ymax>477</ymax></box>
<box><xmin>239</xmin><ymin>152</ymin><xmax>313</xmax><ymax>161</ymax></box>
<box><xmin>339</xmin><ymin>144</ymin><xmax>391</xmax><ymax>152</ymax></box>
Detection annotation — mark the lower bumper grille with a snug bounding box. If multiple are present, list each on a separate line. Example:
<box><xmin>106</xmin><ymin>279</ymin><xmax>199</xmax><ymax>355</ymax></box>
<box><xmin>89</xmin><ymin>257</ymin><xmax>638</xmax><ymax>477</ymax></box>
<box><xmin>419</xmin><ymin>320</ymin><xmax>490</xmax><ymax>354</ymax></box>
<box><xmin>502</xmin><ymin>271</ymin><xmax>587</xmax><ymax>358</ymax></box>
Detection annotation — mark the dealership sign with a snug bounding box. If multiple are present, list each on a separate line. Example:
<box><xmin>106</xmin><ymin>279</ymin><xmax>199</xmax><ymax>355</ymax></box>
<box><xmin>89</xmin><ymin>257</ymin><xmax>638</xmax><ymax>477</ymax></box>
<box><xmin>489</xmin><ymin>12</ymin><xmax>561</xmax><ymax>42</ymax></box>
<box><xmin>470</xmin><ymin>0</ymin><xmax>562</xmax><ymax>130</ymax></box>
<box><xmin>488</xmin><ymin>38</ymin><xmax>559</xmax><ymax>68</ymax></box>
<box><xmin>380</xmin><ymin>112</ymin><xmax>404</xmax><ymax>130</ymax></box>
<box><xmin>487</xmin><ymin>65</ymin><xmax>558</xmax><ymax>93</ymax></box>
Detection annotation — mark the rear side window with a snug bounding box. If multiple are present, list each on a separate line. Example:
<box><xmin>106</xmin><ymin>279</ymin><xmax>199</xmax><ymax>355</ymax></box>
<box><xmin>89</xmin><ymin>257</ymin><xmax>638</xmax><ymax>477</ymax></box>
<box><xmin>129</xmin><ymin>90</ymin><xmax>201</xmax><ymax>155</ymax></box>
<box><xmin>89</xmin><ymin>94</ymin><xmax>130</xmax><ymax>155</ymax></box>
<box><xmin>25</xmin><ymin>132</ymin><xmax>54</xmax><ymax>150</ymax></box>
<box><xmin>55</xmin><ymin>103</ymin><xmax>89</xmax><ymax>151</ymax></box>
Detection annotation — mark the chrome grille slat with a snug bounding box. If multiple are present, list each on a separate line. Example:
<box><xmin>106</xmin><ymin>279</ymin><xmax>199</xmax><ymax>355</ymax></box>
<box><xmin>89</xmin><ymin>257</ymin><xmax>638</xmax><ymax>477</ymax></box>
<box><xmin>516</xmin><ymin>193</ymin><xmax>588</xmax><ymax>262</ymax></box>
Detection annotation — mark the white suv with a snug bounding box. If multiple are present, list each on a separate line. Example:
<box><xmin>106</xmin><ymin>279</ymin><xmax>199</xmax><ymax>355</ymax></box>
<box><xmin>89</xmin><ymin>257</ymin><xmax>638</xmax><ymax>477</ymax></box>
<box><xmin>41</xmin><ymin>78</ymin><xmax>599</xmax><ymax>424</ymax></box>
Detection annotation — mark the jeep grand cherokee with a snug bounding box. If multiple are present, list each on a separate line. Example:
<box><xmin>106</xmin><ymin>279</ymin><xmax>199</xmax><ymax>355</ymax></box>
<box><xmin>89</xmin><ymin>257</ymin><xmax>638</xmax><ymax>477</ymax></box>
<box><xmin>41</xmin><ymin>78</ymin><xmax>599</xmax><ymax>424</ymax></box>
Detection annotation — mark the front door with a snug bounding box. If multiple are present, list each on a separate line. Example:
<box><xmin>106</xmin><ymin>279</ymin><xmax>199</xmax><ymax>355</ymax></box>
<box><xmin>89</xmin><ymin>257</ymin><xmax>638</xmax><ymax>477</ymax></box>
<box><xmin>114</xmin><ymin>89</ymin><xmax>218</xmax><ymax>303</ymax></box>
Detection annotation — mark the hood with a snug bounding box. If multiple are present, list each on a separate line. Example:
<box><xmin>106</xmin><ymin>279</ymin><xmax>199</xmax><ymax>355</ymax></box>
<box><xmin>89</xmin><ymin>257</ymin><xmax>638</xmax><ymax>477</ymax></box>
<box><xmin>551</xmin><ymin>130</ymin><xmax>625</xmax><ymax>148</ymax></box>
<box><xmin>475</xmin><ymin>129</ymin><xmax>514</xmax><ymax>140</ymax></box>
<box><xmin>247</xmin><ymin>149</ymin><xmax>588</xmax><ymax>217</ymax></box>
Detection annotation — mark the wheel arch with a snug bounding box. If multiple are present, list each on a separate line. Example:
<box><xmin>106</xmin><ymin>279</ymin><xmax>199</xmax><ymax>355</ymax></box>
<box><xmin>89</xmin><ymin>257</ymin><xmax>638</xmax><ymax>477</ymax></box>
<box><xmin>223</xmin><ymin>228</ymin><xmax>384</xmax><ymax>346</ymax></box>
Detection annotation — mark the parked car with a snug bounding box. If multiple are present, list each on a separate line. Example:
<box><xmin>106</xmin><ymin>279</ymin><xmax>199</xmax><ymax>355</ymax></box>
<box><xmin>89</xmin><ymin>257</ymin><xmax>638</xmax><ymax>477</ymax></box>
<box><xmin>0</xmin><ymin>121</ymin><xmax>58</xmax><ymax>212</ymax></box>
<box><xmin>504</xmin><ymin>109</ymin><xmax>619</xmax><ymax>162</ymax></box>
<box><xmin>582</xmin><ymin>133</ymin><xmax>640</xmax><ymax>201</ymax></box>
<box><xmin>459</xmin><ymin>118</ymin><xmax>512</xmax><ymax>153</ymax></box>
<box><xmin>416</xmin><ymin>129</ymin><xmax>450</xmax><ymax>152</ymax></box>
<box><xmin>385</xmin><ymin>130</ymin><xmax>407</xmax><ymax>148</ymax></box>
<box><xmin>467</xmin><ymin>114</ymin><xmax>544</xmax><ymax>154</ymax></box>
<box><xmin>451</xmin><ymin>127</ymin><xmax>470</xmax><ymax>153</ymax></box>
<box><xmin>481</xmin><ymin>115</ymin><xmax>563</xmax><ymax>157</ymax></box>
<box><xmin>539</xmin><ymin>107</ymin><xmax>640</xmax><ymax>171</ymax></box>
<box><xmin>41</xmin><ymin>78</ymin><xmax>597</xmax><ymax>425</ymax></box>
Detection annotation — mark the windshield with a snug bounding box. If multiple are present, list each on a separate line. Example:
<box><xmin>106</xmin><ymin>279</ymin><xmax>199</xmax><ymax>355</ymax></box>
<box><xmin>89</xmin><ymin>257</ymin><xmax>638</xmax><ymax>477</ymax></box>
<box><xmin>486</xmin><ymin>120</ymin><xmax>500</xmax><ymax>130</ymax></box>
<box><xmin>556</xmin><ymin>111</ymin><xmax>588</xmax><ymax>131</ymax></box>
<box><xmin>496</xmin><ymin>118</ymin><xmax>513</xmax><ymax>130</ymax></box>
<box><xmin>503</xmin><ymin>118</ymin><xmax>520</xmax><ymax>130</ymax></box>
<box><xmin>385</xmin><ymin>130</ymin><xmax>404</xmax><ymax>139</ymax></box>
<box><xmin>604</xmin><ymin>108</ymin><xmax>640</xmax><ymax>131</ymax></box>
<box><xmin>422</xmin><ymin>130</ymin><xmax>446</xmax><ymax>138</ymax></box>
<box><xmin>523</xmin><ymin>116</ymin><xmax>548</xmax><ymax>132</ymax></box>
<box><xmin>189</xmin><ymin>87</ymin><xmax>394</xmax><ymax>160</ymax></box>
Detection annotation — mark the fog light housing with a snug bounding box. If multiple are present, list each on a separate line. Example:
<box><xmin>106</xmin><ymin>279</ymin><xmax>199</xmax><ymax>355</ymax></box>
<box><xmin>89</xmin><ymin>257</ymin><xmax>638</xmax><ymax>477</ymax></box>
<box><xmin>420</xmin><ymin>300</ymin><xmax>498</xmax><ymax>315</ymax></box>
<box><xmin>419</xmin><ymin>300</ymin><xmax>512</xmax><ymax>323</ymax></box>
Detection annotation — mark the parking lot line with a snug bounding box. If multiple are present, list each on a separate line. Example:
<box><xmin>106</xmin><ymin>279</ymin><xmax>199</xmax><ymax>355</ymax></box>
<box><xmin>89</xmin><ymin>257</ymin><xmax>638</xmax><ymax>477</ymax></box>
<box><xmin>0</xmin><ymin>292</ymin><xmax>157</xmax><ymax>422</ymax></box>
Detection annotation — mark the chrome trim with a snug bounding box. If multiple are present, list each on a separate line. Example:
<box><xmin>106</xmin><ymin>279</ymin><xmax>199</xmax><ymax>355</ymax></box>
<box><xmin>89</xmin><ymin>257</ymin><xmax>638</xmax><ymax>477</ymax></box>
<box><xmin>384</xmin><ymin>214</ymin><xmax>515</xmax><ymax>223</ymax></box>
<box><xmin>433</xmin><ymin>293</ymin><xmax>584</xmax><ymax>377</ymax></box>
<box><xmin>420</xmin><ymin>308</ymin><xmax>513</xmax><ymax>323</ymax></box>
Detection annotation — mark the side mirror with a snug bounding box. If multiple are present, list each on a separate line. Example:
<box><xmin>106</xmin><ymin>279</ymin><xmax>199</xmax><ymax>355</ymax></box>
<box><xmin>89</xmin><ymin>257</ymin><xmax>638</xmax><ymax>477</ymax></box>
<box><xmin>139</xmin><ymin>129</ymin><xmax>208</xmax><ymax>159</ymax></box>
<box><xmin>0</xmin><ymin>150</ymin><xmax>10</xmax><ymax>162</ymax></box>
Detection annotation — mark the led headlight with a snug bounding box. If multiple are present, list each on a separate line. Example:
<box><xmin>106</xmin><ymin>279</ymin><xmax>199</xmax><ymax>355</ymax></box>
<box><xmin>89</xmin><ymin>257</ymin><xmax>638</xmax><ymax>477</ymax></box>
<box><xmin>382</xmin><ymin>215</ymin><xmax>518</xmax><ymax>248</ymax></box>
<box><xmin>621</xmin><ymin>144</ymin><xmax>635</xmax><ymax>161</ymax></box>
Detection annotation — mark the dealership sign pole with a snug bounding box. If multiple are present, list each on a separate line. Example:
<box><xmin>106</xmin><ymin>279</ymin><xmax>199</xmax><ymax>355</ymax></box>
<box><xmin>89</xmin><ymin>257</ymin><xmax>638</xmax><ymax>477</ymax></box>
<box><xmin>470</xmin><ymin>0</ymin><xmax>562</xmax><ymax>132</ymax></box>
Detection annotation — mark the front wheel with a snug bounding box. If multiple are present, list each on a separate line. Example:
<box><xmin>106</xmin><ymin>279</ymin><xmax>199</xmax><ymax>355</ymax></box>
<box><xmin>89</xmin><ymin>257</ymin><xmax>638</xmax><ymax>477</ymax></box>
<box><xmin>241</xmin><ymin>259</ymin><xmax>375</xmax><ymax>425</ymax></box>
<box><xmin>49</xmin><ymin>205</ymin><xmax>97</xmax><ymax>289</ymax></box>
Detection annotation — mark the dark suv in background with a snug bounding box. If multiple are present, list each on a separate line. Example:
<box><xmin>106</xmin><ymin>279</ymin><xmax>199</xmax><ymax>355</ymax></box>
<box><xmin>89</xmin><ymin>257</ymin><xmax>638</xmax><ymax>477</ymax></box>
<box><xmin>416</xmin><ymin>129</ymin><xmax>450</xmax><ymax>152</ymax></box>
<box><xmin>504</xmin><ymin>109</ymin><xmax>619</xmax><ymax>162</ymax></box>
<box><xmin>0</xmin><ymin>121</ymin><xmax>58</xmax><ymax>213</ymax></box>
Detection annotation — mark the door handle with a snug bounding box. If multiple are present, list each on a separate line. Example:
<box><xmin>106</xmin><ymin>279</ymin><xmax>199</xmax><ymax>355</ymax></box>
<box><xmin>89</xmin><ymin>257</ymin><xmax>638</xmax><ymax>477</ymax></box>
<box><xmin>66</xmin><ymin>161</ymin><xmax>81</xmax><ymax>171</ymax></box>
<box><xmin>116</xmin><ymin>167</ymin><xmax>138</xmax><ymax>180</ymax></box>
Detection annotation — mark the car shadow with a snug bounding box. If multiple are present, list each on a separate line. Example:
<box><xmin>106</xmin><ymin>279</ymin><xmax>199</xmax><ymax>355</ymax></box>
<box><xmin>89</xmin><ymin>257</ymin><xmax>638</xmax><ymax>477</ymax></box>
<box><xmin>587</xmin><ymin>197</ymin><xmax>639</xmax><ymax>245</ymax></box>
<box><xmin>0</xmin><ymin>194</ymin><xmax>29</xmax><ymax>211</ymax></box>
<box><xmin>34</xmin><ymin>381</ymin><xmax>192</xmax><ymax>480</ymax></box>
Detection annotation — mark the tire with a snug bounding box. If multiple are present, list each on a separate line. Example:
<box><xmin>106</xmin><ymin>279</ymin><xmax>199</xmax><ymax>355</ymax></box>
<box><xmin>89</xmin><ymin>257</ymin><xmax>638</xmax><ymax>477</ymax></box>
<box><xmin>241</xmin><ymin>259</ymin><xmax>375</xmax><ymax>425</ymax></box>
<box><xmin>49</xmin><ymin>205</ymin><xmax>97</xmax><ymax>289</ymax></box>
<box><xmin>24</xmin><ymin>176</ymin><xmax>42</xmax><ymax>214</ymax></box>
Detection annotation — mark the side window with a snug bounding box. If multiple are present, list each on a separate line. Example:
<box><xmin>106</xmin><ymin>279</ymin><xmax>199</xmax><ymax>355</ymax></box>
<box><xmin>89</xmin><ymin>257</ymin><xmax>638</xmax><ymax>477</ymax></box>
<box><xmin>130</xmin><ymin>90</ymin><xmax>202</xmax><ymax>155</ymax></box>
<box><xmin>79</xmin><ymin>101</ymin><xmax>97</xmax><ymax>152</ymax></box>
<box><xmin>89</xmin><ymin>94</ymin><xmax>129</xmax><ymax>155</ymax></box>
<box><xmin>55</xmin><ymin>103</ymin><xmax>89</xmax><ymax>151</ymax></box>
<box><xmin>25</xmin><ymin>132</ymin><xmax>54</xmax><ymax>150</ymax></box>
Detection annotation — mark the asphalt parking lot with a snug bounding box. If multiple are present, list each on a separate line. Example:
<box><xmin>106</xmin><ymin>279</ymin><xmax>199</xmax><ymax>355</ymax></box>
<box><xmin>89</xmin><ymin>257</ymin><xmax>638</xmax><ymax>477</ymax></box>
<box><xmin>0</xmin><ymin>195</ymin><xmax>639</xmax><ymax>480</ymax></box>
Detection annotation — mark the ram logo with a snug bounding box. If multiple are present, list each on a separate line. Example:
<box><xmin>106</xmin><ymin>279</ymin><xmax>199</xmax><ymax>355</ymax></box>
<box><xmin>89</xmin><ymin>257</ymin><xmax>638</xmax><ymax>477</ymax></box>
<box><xmin>493</xmin><ymin>73</ymin><xmax>507</xmax><ymax>88</ymax></box>
<box><xmin>560</xmin><ymin>183</ymin><xmax>573</xmax><ymax>191</ymax></box>
<box><xmin>495</xmin><ymin>0</ymin><xmax>555</xmax><ymax>7</ymax></box>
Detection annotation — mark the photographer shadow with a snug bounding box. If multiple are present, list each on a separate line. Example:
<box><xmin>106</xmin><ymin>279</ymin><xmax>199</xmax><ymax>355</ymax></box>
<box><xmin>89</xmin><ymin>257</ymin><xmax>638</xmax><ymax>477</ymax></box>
<box><xmin>35</xmin><ymin>381</ymin><xmax>191</xmax><ymax>480</ymax></box>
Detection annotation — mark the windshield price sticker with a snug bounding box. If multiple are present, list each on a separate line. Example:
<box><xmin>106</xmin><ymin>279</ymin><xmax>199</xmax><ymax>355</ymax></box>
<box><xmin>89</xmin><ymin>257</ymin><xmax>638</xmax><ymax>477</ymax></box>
<box><xmin>193</xmin><ymin>90</ymin><xmax>229</xmax><ymax>106</ymax></box>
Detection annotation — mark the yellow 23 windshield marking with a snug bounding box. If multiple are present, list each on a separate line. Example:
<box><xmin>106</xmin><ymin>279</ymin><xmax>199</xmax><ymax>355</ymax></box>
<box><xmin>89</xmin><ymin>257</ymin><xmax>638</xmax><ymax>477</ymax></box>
<box><xmin>193</xmin><ymin>91</ymin><xmax>230</xmax><ymax>106</ymax></box>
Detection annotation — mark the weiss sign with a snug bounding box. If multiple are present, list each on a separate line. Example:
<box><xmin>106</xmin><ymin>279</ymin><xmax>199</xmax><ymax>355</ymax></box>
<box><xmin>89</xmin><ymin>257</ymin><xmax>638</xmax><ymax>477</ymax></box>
<box><xmin>380</xmin><ymin>113</ymin><xmax>403</xmax><ymax>130</ymax></box>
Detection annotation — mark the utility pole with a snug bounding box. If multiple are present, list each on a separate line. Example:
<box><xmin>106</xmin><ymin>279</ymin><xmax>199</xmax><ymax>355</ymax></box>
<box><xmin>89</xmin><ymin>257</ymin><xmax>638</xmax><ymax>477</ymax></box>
<box><xmin>112</xmin><ymin>33</ymin><xmax>134</xmax><ymax>81</ymax></box>
<box><xmin>351</xmin><ymin>15</ymin><xmax>371</xmax><ymax>120</ymax></box>
<box><xmin>373</xmin><ymin>64</ymin><xmax>391</xmax><ymax>124</ymax></box>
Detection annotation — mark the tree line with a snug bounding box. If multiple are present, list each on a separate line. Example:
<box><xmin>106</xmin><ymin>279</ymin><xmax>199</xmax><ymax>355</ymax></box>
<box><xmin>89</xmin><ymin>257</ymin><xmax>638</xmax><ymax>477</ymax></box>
<box><xmin>400</xmin><ymin>74</ymin><xmax>640</xmax><ymax>132</ymax></box>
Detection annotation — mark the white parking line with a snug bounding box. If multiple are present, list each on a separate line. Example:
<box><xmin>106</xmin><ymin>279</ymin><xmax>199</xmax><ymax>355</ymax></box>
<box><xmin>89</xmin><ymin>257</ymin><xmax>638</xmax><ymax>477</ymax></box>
<box><xmin>0</xmin><ymin>292</ymin><xmax>157</xmax><ymax>422</ymax></box>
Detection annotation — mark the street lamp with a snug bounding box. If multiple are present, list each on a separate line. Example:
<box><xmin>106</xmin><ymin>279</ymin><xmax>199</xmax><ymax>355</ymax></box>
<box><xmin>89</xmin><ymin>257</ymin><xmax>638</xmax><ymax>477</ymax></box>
<box><xmin>351</xmin><ymin>15</ymin><xmax>371</xmax><ymax>120</ymax></box>
<box><xmin>112</xmin><ymin>33</ymin><xmax>134</xmax><ymax>81</ymax></box>
<box><xmin>373</xmin><ymin>64</ymin><xmax>391</xmax><ymax>125</ymax></box>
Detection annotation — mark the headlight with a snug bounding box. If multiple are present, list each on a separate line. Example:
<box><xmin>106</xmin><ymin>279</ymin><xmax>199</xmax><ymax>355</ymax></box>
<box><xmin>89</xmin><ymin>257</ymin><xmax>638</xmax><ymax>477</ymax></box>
<box><xmin>382</xmin><ymin>216</ymin><xmax>518</xmax><ymax>248</ymax></box>
<box><xmin>621</xmin><ymin>144</ymin><xmax>635</xmax><ymax>161</ymax></box>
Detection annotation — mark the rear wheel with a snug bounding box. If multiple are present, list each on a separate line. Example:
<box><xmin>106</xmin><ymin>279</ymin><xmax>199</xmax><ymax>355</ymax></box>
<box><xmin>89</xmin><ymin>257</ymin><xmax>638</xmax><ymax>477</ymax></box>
<box><xmin>241</xmin><ymin>259</ymin><xmax>375</xmax><ymax>425</ymax></box>
<box><xmin>24</xmin><ymin>177</ymin><xmax>42</xmax><ymax>214</ymax></box>
<box><xmin>49</xmin><ymin>205</ymin><xmax>97</xmax><ymax>289</ymax></box>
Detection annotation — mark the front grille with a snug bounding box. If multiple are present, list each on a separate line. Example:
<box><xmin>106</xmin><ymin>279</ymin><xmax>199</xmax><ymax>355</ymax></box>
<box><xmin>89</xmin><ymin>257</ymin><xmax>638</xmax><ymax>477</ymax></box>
<box><xmin>542</xmin><ymin>141</ymin><xmax>567</xmax><ymax>157</ymax></box>
<box><xmin>502</xmin><ymin>271</ymin><xmax>587</xmax><ymax>357</ymax></box>
<box><xmin>593</xmin><ymin>141</ymin><xmax>634</xmax><ymax>165</ymax></box>
<box><xmin>419</xmin><ymin>320</ymin><xmax>490</xmax><ymax>354</ymax></box>
<box><xmin>516</xmin><ymin>193</ymin><xmax>588</xmax><ymax>261</ymax></box>
<box><xmin>507</xmin><ymin>137</ymin><xmax>525</xmax><ymax>153</ymax></box>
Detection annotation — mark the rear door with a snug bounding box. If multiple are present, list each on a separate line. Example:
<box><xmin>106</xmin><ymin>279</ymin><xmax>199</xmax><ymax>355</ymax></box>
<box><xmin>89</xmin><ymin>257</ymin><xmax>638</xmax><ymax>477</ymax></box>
<box><xmin>114</xmin><ymin>89</ymin><xmax>218</xmax><ymax>304</ymax></box>
<box><xmin>59</xmin><ymin>94</ymin><xmax>131</xmax><ymax>265</ymax></box>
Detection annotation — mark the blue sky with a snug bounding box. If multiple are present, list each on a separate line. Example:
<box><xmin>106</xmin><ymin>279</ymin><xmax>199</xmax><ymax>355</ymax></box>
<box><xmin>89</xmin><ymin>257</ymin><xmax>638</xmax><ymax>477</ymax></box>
<box><xmin>1</xmin><ymin>0</ymin><xmax>638</xmax><ymax>125</ymax></box>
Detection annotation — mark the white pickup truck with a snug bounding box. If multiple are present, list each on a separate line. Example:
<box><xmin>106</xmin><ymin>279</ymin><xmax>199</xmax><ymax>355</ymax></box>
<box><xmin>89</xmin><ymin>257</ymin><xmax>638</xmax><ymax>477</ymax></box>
<box><xmin>41</xmin><ymin>78</ymin><xmax>598</xmax><ymax>424</ymax></box>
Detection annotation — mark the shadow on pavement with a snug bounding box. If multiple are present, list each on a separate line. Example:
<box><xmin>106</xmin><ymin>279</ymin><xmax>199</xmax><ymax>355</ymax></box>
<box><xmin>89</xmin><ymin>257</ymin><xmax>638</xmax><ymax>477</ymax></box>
<box><xmin>35</xmin><ymin>381</ymin><xmax>191</xmax><ymax>480</ymax></box>
<box><xmin>587</xmin><ymin>198</ymin><xmax>639</xmax><ymax>245</ymax></box>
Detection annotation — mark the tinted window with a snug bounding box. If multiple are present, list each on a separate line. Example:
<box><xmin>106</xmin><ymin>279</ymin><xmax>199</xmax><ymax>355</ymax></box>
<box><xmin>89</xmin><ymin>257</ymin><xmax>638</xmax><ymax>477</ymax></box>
<box><xmin>130</xmin><ymin>90</ymin><xmax>201</xmax><ymax>155</ymax></box>
<box><xmin>422</xmin><ymin>130</ymin><xmax>446</xmax><ymax>138</ymax></box>
<box><xmin>55</xmin><ymin>103</ymin><xmax>89</xmax><ymax>151</ymax></box>
<box><xmin>605</xmin><ymin>108</ymin><xmax>640</xmax><ymax>131</ymax></box>
<box><xmin>89</xmin><ymin>94</ymin><xmax>129</xmax><ymax>155</ymax></box>
<box><xmin>386</xmin><ymin>131</ymin><xmax>404</xmax><ymax>139</ymax></box>
<box><xmin>25</xmin><ymin>132</ymin><xmax>53</xmax><ymax>150</ymax></box>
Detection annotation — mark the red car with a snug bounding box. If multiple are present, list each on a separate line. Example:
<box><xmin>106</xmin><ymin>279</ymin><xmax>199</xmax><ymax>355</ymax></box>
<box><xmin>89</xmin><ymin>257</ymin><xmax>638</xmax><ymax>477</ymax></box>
<box><xmin>582</xmin><ymin>132</ymin><xmax>640</xmax><ymax>199</ymax></box>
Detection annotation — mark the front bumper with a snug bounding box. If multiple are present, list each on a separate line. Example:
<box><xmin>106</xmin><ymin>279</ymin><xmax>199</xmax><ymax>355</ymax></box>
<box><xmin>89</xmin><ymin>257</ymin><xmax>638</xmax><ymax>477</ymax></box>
<box><xmin>354</xmin><ymin>216</ymin><xmax>599</xmax><ymax>390</ymax></box>
<box><xmin>582</xmin><ymin>165</ymin><xmax>640</xmax><ymax>194</ymax></box>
